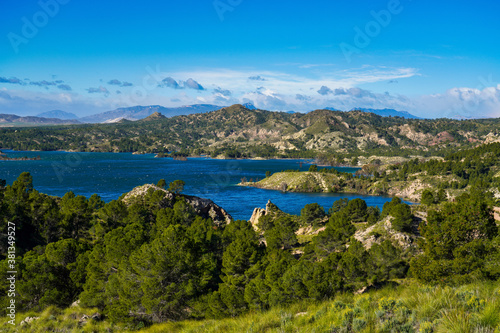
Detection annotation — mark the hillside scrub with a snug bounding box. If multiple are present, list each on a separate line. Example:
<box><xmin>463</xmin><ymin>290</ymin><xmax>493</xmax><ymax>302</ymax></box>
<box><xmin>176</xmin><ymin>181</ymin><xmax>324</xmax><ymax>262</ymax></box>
<box><xmin>2</xmin><ymin>104</ymin><xmax>500</xmax><ymax>157</ymax></box>
<box><xmin>241</xmin><ymin>143</ymin><xmax>500</xmax><ymax>204</ymax></box>
<box><xmin>2</xmin><ymin>281</ymin><xmax>500</xmax><ymax>332</ymax></box>
<box><xmin>0</xmin><ymin>171</ymin><xmax>499</xmax><ymax>331</ymax></box>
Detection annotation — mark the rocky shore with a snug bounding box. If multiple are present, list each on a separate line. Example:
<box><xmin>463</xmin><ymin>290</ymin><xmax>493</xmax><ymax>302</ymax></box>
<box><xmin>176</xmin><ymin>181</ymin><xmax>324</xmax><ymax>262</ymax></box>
<box><xmin>0</xmin><ymin>151</ymin><xmax>40</xmax><ymax>161</ymax></box>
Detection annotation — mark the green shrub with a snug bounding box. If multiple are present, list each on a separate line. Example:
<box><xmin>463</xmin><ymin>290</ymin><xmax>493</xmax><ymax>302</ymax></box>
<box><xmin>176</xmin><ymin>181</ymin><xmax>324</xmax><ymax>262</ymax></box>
<box><xmin>352</xmin><ymin>318</ymin><xmax>366</xmax><ymax>331</ymax></box>
<box><xmin>378</xmin><ymin>297</ymin><xmax>397</xmax><ymax>312</ymax></box>
<box><xmin>419</xmin><ymin>321</ymin><xmax>434</xmax><ymax>333</ymax></box>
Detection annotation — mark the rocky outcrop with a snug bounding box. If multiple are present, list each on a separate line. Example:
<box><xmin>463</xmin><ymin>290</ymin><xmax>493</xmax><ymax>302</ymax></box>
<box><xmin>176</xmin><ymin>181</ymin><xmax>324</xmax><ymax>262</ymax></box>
<box><xmin>387</xmin><ymin>179</ymin><xmax>426</xmax><ymax>202</ymax></box>
<box><xmin>249</xmin><ymin>200</ymin><xmax>282</xmax><ymax>230</ymax></box>
<box><xmin>249</xmin><ymin>207</ymin><xmax>266</xmax><ymax>230</ymax></box>
<box><xmin>395</xmin><ymin>124</ymin><xmax>431</xmax><ymax>145</ymax></box>
<box><xmin>20</xmin><ymin>316</ymin><xmax>39</xmax><ymax>326</ymax></box>
<box><xmin>183</xmin><ymin>194</ymin><xmax>232</xmax><ymax>226</ymax></box>
<box><xmin>354</xmin><ymin>216</ymin><xmax>418</xmax><ymax>250</ymax></box>
<box><xmin>484</xmin><ymin>132</ymin><xmax>500</xmax><ymax>144</ymax></box>
<box><xmin>122</xmin><ymin>184</ymin><xmax>232</xmax><ymax>226</ymax></box>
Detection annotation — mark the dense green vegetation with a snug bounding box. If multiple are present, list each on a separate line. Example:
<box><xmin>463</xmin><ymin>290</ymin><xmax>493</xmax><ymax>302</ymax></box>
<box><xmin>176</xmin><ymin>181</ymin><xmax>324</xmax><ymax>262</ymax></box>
<box><xmin>2</xmin><ymin>280</ymin><xmax>500</xmax><ymax>332</ymax></box>
<box><xmin>387</xmin><ymin>142</ymin><xmax>500</xmax><ymax>190</ymax></box>
<box><xmin>0</xmin><ymin>170</ymin><xmax>499</xmax><ymax>331</ymax></box>
<box><xmin>1</xmin><ymin>104</ymin><xmax>500</xmax><ymax>159</ymax></box>
<box><xmin>247</xmin><ymin>143</ymin><xmax>500</xmax><ymax>207</ymax></box>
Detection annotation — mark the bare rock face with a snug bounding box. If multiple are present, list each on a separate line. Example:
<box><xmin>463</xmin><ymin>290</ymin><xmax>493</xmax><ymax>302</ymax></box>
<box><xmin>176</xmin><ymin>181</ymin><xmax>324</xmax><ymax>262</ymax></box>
<box><xmin>249</xmin><ymin>207</ymin><xmax>266</xmax><ymax>230</ymax></box>
<box><xmin>249</xmin><ymin>200</ymin><xmax>283</xmax><ymax>230</ymax></box>
<box><xmin>121</xmin><ymin>184</ymin><xmax>232</xmax><ymax>226</ymax></box>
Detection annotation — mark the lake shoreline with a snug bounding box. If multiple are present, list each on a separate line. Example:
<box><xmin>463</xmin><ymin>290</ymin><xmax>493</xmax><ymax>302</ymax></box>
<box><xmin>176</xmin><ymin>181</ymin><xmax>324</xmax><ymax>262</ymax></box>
<box><xmin>0</xmin><ymin>148</ymin><xmax>362</xmax><ymax>167</ymax></box>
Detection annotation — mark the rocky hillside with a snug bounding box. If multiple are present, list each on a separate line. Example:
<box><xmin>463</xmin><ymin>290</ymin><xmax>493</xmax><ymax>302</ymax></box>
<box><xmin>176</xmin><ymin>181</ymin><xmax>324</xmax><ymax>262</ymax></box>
<box><xmin>248</xmin><ymin>199</ymin><xmax>420</xmax><ymax>257</ymax></box>
<box><xmin>1</xmin><ymin>104</ymin><xmax>500</xmax><ymax>154</ymax></box>
<box><xmin>243</xmin><ymin>161</ymin><xmax>499</xmax><ymax>203</ymax></box>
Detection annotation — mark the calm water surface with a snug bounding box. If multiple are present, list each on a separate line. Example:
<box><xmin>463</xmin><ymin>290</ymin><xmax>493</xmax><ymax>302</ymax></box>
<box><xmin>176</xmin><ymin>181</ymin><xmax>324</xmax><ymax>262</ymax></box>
<box><xmin>1</xmin><ymin>151</ymin><xmax>395</xmax><ymax>220</ymax></box>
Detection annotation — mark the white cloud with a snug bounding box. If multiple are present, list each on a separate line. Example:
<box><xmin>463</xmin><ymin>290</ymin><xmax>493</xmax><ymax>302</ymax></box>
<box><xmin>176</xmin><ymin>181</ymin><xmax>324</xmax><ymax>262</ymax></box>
<box><xmin>415</xmin><ymin>85</ymin><xmax>500</xmax><ymax>118</ymax></box>
<box><xmin>171</xmin><ymin>66</ymin><xmax>418</xmax><ymax>97</ymax></box>
<box><xmin>2</xmin><ymin>66</ymin><xmax>499</xmax><ymax>119</ymax></box>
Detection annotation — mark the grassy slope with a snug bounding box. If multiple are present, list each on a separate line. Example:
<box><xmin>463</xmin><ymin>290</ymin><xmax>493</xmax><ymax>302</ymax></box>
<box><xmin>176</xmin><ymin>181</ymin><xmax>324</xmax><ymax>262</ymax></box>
<box><xmin>145</xmin><ymin>281</ymin><xmax>500</xmax><ymax>333</ymax></box>
<box><xmin>246</xmin><ymin>172</ymin><xmax>339</xmax><ymax>192</ymax></box>
<box><xmin>3</xmin><ymin>280</ymin><xmax>499</xmax><ymax>332</ymax></box>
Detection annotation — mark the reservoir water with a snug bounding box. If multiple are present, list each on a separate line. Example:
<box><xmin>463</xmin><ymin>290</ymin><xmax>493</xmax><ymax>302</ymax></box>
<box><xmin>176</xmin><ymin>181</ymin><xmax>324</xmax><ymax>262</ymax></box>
<box><xmin>1</xmin><ymin>150</ymin><xmax>396</xmax><ymax>220</ymax></box>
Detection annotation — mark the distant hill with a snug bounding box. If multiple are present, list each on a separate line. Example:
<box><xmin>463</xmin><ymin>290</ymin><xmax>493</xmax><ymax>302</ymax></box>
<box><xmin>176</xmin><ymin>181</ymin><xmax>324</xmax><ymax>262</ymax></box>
<box><xmin>349</xmin><ymin>108</ymin><xmax>421</xmax><ymax>119</ymax></box>
<box><xmin>36</xmin><ymin>110</ymin><xmax>79</xmax><ymax>120</ymax></box>
<box><xmin>0</xmin><ymin>114</ymin><xmax>80</xmax><ymax>127</ymax></box>
<box><xmin>140</xmin><ymin>112</ymin><xmax>167</xmax><ymax>122</ymax></box>
<box><xmin>323</xmin><ymin>107</ymin><xmax>419</xmax><ymax>119</ymax></box>
<box><xmin>2</xmin><ymin>104</ymin><xmax>499</xmax><ymax>155</ymax></box>
<box><xmin>80</xmin><ymin>104</ymin><xmax>224</xmax><ymax>123</ymax></box>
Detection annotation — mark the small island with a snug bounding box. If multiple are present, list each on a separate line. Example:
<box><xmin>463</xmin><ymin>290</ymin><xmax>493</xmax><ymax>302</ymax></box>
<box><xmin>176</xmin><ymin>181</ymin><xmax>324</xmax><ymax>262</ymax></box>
<box><xmin>154</xmin><ymin>152</ymin><xmax>188</xmax><ymax>161</ymax></box>
<box><xmin>0</xmin><ymin>151</ymin><xmax>40</xmax><ymax>161</ymax></box>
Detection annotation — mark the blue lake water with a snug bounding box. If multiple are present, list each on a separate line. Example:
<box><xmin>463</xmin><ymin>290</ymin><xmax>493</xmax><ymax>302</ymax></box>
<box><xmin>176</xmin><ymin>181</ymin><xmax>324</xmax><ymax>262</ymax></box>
<box><xmin>0</xmin><ymin>150</ymin><xmax>396</xmax><ymax>220</ymax></box>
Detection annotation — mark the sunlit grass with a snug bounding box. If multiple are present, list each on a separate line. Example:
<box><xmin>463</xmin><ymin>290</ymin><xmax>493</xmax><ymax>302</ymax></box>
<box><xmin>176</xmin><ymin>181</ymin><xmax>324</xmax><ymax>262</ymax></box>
<box><xmin>1</xmin><ymin>279</ymin><xmax>499</xmax><ymax>332</ymax></box>
<box><xmin>142</xmin><ymin>280</ymin><xmax>500</xmax><ymax>333</ymax></box>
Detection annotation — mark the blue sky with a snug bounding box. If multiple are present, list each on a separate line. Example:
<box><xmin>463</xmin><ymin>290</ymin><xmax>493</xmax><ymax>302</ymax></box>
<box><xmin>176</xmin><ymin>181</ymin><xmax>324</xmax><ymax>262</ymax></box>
<box><xmin>1</xmin><ymin>0</ymin><xmax>499</xmax><ymax>118</ymax></box>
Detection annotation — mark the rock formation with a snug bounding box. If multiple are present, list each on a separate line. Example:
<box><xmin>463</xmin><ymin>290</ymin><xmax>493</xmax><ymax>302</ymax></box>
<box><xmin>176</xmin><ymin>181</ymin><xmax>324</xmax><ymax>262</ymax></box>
<box><xmin>122</xmin><ymin>184</ymin><xmax>232</xmax><ymax>226</ymax></box>
<box><xmin>249</xmin><ymin>200</ymin><xmax>281</xmax><ymax>230</ymax></box>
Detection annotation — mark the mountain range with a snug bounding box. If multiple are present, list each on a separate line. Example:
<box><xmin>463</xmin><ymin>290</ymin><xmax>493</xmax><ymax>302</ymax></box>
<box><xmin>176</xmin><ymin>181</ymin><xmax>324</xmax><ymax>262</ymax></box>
<box><xmin>36</xmin><ymin>110</ymin><xmax>79</xmax><ymax>120</ymax></box>
<box><xmin>79</xmin><ymin>104</ymin><xmax>225</xmax><ymax>123</ymax></box>
<box><xmin>324</xmin><ymin>107</ymin><xmax>421</xmax><ymax>119</ymax></box>
<box><xmin>0</xmin><ymin>114</ymin><xmax>80</xmax><ymax>127</ymax></box>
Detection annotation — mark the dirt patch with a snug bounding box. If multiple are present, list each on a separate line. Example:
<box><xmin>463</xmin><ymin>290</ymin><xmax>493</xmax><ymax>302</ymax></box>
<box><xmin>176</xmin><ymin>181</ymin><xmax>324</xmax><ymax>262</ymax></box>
<box><xmin>494</xmin><ymin>207</ymin><xmax>500</xmax><ymax>222</ymax></box>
